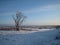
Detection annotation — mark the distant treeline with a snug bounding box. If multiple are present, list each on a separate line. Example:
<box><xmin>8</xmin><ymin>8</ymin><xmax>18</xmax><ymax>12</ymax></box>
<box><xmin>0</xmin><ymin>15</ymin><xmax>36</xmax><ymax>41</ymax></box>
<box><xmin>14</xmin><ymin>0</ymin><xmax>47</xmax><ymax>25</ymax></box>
<box><xmin>0</xmin><ymin>25</ymin><xmax>60</xmax><ymax>31</ymax></box>
<box><xmin>39</xmin><ymin>25</ymin><xmax>60</xmax><ymax>29</ymax></box>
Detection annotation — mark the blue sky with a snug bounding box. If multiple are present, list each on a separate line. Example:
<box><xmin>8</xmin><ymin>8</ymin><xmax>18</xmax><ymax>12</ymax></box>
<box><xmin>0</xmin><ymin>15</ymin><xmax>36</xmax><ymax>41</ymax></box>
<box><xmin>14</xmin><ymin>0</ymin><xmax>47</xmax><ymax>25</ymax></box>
<box><xmin>0</xmin><ymin>0</ymin><xmax>60</xmax><ymax>25</ymax></box>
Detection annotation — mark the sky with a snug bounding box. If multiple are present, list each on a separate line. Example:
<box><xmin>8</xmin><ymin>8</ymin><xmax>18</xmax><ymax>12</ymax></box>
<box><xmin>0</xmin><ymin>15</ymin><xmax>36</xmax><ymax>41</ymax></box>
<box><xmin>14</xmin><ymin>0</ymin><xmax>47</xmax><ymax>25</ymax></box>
<box><xmin>0</xmin><ymin>0</ymin><xmax>60</xmax><ymax>26</ymax></box>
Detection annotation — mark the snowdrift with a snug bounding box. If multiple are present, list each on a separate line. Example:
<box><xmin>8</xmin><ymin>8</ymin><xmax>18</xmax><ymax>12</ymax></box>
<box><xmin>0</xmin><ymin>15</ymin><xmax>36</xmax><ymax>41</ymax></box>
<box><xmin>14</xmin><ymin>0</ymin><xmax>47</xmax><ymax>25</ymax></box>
<box><xmin>0</xmin><ymin>29</ymin><xmax>60</xmax><ymax>45</ymax></box>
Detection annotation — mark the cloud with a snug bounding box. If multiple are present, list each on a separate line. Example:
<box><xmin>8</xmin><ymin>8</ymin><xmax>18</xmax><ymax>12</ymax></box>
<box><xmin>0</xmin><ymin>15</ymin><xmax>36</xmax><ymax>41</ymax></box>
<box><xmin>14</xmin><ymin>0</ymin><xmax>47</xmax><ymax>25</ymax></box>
<box><xmin>24</xmin><ymin>4</ymin><xmax>60</xmax><ymax>14</ymax></box>
<box><xmin>25</xmin><ymin>21</ymin><xmax>60</xmax><ymax>25</ymax></box>
<box><xmin>1</xmin><ymin>4</ymin><xmax>60</xmax><ymax>16</ymax></box>
<box><xmin>0</xmin><ymin>12</ymin><xmax>16</xmax><ymax>16</ymax></box>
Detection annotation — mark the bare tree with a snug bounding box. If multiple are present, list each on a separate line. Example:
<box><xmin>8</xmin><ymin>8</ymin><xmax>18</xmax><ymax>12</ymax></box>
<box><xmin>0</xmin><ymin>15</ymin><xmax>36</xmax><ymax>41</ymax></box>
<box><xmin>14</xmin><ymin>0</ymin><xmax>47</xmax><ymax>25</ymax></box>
<box><xmin>12</xmin><ymin>11</ymin><xmax>26</xmax><ymax>31</ymax></box>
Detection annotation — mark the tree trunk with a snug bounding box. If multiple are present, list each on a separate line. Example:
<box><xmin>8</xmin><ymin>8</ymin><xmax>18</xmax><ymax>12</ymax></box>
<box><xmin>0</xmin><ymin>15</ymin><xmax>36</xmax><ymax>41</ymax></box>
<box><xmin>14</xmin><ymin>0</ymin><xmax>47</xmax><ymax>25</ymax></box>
<box><xmin>16</xmin><ymin>23</ymin><xmax>19</xmax><ymax>31</ymax></box>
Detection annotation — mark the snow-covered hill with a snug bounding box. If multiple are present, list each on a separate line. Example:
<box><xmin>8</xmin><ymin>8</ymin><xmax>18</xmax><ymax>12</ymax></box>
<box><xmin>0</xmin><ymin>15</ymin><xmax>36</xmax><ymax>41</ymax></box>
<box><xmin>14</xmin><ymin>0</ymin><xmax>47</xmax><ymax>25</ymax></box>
<box><xmin>0</xmin><ymin>29</ymin><xmax>54</xmax><ymax>34</ymax></box>
<box><xmin>0</xmin><ymin>29</ymin><xmax>60</xmax><ymax>45</ymax></box>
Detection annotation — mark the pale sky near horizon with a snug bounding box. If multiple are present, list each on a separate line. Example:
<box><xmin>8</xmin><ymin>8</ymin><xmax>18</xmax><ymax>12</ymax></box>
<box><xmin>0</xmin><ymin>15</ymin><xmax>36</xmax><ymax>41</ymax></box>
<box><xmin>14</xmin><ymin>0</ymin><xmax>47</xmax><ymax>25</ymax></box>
<box><xmin>0</xmin><ymin>0</ymin><xmax>60</xmax><ymax>25</ymax></box>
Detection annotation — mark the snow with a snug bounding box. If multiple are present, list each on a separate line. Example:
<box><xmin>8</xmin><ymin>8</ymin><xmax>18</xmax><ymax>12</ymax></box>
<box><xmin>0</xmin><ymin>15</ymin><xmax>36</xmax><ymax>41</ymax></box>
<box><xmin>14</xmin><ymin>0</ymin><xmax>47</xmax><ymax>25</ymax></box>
<box><xmin>0</xmin><ymin>29</ymin><xmax>60</xmax><ymax>45</ymax></box>
<box><xmin>0</xmin><ymin>29</ymin><xmax>54</xmax><ymax>35</ymax></box>
<box><xmin>0</xmin><ymin>30</ymin><xmax>37</xmax><ymax>35</ymax></box>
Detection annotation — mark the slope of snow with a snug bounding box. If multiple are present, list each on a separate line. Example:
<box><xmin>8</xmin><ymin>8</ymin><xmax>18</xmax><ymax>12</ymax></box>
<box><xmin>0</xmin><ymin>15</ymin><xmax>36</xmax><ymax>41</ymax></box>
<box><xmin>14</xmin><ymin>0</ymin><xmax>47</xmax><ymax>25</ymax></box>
<box><xmin>0</xmin><ymin>30</ymin><xmax>37</xmax><ymax>35</ymax></box>
<box><xmin>0</xmin><ymin>29</ymin><xmax>54</xmax><ymax>34</ymax></box>
<box><xmin>0</xmin><ymin>29</ymin><xmax>60</xmax><ymax>45</ymax></box>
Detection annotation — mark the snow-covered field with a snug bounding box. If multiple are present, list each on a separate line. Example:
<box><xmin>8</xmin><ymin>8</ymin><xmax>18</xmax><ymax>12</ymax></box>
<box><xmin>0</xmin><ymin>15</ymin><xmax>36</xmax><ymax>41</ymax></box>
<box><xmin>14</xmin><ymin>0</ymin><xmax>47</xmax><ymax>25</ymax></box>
<box><xmin>0</xmin><ymin>29</ymin><xmax>54</xmax><ymax>34</ymax></box>
<box><xmin>0</xmin><ymin>29</ymin><xmax>60</xmax><ymax>45</ymax></box>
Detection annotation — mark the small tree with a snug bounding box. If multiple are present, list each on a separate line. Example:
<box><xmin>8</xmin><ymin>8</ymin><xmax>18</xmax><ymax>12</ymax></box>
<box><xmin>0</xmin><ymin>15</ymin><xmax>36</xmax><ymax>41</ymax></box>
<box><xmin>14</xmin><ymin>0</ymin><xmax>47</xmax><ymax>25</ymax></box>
<box><xmin>12</xmin><ymin>11</ymin><xmax>26</xmax><ymax>31</ymax></box>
